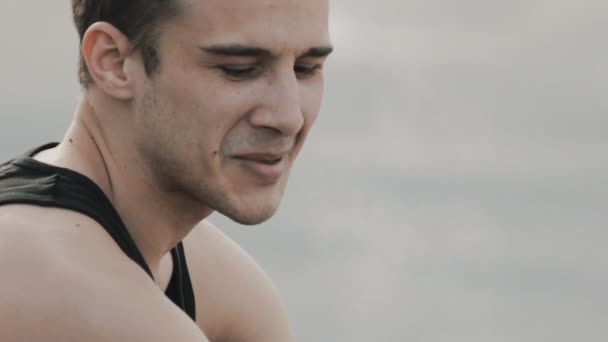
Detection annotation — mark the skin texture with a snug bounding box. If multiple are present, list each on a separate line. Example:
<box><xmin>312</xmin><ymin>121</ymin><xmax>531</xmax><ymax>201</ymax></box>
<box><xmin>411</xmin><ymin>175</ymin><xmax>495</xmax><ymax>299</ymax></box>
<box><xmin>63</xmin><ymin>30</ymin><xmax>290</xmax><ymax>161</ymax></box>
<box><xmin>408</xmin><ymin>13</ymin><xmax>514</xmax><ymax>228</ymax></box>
<box><xmin>0</xmin><ymin>0</ymin><xmax>331</xmax><ymax>340</ymax></box>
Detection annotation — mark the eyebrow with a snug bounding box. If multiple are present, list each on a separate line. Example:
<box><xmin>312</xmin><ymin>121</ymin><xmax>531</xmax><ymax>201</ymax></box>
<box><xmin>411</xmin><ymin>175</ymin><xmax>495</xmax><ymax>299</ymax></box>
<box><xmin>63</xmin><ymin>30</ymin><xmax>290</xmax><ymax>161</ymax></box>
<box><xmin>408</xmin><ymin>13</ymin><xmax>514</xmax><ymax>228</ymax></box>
<box><xmin>201</xmin><ymin>44</ymin><xmax>273</xmax><ymax>58</ymax></box>
<box><xmin>200</xmin><ymin>44</ymin><xmax>334</xmax><ymax>59</ymax></box>
<box><xmin>301</xmin><ymin>46</ymin><xmax>334</xmax><ymax>58</ymax></box>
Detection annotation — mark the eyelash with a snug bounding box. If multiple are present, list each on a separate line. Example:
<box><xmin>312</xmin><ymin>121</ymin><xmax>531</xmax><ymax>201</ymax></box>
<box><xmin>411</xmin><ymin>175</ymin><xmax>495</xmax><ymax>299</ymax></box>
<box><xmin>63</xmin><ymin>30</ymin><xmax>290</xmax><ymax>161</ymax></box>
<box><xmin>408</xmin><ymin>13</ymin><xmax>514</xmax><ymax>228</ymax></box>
<box><xmin>218</xmin><ymin>64</ymin><xmax>322</xmax><ymax>80</ymax></box>
<box><xmin>294</xmin><ymin>64</ymin><xmax>322</xmax><ymax>78</ymax></box>
<box><xmin>218</xmin><ymin>66</ymin><xmax>262</xmax><ymax>79</ymax></box>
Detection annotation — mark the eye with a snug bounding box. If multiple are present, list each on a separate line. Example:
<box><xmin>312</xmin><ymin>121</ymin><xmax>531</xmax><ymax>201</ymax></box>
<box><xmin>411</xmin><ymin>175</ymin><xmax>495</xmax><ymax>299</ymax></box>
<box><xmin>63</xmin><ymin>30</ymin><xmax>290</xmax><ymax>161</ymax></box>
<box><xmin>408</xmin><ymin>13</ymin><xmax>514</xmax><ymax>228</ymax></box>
<box><xmin>218</xmin><ymin>65</ymin><xmax>262</xmax><ymax>79</ymax></box>
<box><xmin>294</xmin><ymin>64</ymin><xmax>322</xmax><ymax>79</ymax></box>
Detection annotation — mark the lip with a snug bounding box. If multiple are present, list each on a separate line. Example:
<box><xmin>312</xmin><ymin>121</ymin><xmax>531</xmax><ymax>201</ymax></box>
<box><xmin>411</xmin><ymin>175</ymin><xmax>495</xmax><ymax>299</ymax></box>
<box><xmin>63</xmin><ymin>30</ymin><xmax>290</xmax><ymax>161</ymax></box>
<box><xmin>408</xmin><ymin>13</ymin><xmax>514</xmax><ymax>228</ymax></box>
<box><xmin>232</xmin><ymin>154</ymin><xmax>287</xmax><ymax>182</ymax></box>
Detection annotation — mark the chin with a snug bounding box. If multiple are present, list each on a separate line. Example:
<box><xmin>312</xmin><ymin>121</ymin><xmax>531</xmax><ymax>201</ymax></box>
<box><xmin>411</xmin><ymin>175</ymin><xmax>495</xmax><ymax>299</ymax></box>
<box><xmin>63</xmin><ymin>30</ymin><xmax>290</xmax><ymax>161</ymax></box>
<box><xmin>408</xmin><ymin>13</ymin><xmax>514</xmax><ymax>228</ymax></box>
<box><xmin>216</xmin><ymin>196</ymin><xmax>282</xmax><ymax>226</ymax></box>
<box><xmin>225</xmin><ymin>205</ymin><xmax>280</xmax><ymax>225</ymax></box>
<box><xmin>189</xmin><ymin>174</ymin><xmax>288</xmax><ymax>225</ymax></box>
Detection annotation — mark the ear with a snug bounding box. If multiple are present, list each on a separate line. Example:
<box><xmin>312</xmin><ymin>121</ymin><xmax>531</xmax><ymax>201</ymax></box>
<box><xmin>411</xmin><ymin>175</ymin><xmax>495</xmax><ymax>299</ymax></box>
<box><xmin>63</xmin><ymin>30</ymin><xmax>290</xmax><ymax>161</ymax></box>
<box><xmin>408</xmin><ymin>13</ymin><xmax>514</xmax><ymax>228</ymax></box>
<box><xmin>82</xmin><ymin>22</ymin><xmax>136</xmax><ymax>100</ymax></box>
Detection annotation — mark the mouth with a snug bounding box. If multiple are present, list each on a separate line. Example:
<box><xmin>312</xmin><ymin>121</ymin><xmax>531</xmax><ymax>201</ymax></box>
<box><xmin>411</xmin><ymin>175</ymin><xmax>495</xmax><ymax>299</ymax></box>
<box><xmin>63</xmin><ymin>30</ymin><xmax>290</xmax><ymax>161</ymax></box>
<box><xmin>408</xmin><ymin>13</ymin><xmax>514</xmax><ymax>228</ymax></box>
<box><xmin>233</xmin><ymin>154</ymin><xmax>283</xmax><ymax>165</ymax></box>
<box><xmin>231</xmin><ymin>153</ymin><xmax>288</xmax><ymax>182</ymax></box>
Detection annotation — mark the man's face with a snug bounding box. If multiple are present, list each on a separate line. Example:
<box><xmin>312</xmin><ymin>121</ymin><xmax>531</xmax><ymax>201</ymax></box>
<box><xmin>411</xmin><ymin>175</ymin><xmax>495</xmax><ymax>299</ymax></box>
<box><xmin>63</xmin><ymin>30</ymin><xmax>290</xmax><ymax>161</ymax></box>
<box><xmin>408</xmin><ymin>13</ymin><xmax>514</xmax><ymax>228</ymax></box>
<box><xmin>130</xmin><ymin>0</ymin><xmax>332</xmax><ymax>224</ymax></box>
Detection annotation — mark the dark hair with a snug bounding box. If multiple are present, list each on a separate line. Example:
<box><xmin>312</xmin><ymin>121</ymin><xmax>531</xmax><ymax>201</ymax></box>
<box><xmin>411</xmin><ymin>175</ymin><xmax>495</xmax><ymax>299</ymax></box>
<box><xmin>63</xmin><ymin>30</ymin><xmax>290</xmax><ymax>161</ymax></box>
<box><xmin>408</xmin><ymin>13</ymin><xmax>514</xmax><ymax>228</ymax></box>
<box><xmin>72</xmin><ymin>0</ymin><xmax>181</xmax><ymax>87</ymax></box>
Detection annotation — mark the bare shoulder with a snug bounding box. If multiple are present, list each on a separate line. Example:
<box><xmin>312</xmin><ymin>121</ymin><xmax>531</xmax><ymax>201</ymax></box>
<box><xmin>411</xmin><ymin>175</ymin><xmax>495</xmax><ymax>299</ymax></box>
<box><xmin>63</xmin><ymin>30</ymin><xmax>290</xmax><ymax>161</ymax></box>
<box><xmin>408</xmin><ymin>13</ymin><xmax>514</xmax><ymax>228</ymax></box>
<box><xmin>0</xmin><ymin>205</ymin><xmax>208</xmax><ymax>342</ymax></box>
<box><xmin>184</xmin><ymin>220</ymin><xmax>295</xmax><ymax>342</ymax></box>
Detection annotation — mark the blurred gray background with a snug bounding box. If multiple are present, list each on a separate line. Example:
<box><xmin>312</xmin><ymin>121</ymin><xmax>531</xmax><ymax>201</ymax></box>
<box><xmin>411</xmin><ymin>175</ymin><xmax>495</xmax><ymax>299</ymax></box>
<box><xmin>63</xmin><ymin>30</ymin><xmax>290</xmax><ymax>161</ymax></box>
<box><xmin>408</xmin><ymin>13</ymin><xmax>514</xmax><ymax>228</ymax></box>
<box><xmin>1</xmin><ymin>1</ymin><xmax>607</xmax><ymax>341</ymax></box>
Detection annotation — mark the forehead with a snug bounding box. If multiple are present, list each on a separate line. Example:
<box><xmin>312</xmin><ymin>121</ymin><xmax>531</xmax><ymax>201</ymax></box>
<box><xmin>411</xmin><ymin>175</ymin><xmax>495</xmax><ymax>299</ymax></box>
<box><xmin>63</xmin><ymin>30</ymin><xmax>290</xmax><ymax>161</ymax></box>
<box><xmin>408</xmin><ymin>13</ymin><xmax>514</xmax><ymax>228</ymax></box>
<box><xmin>172</xmin><ymin>0</ymin><xmax>331</xmax><ymax>52</ymax></box>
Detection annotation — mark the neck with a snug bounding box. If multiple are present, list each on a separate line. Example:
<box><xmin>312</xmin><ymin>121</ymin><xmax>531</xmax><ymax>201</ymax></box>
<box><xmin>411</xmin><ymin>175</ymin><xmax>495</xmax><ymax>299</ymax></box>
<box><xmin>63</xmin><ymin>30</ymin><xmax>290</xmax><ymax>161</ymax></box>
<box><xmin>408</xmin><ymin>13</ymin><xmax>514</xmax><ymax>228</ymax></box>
<box><xmin>40</xmin><ymin>97</ymin><xmax>212</xmax><ymax>279</ymax></box>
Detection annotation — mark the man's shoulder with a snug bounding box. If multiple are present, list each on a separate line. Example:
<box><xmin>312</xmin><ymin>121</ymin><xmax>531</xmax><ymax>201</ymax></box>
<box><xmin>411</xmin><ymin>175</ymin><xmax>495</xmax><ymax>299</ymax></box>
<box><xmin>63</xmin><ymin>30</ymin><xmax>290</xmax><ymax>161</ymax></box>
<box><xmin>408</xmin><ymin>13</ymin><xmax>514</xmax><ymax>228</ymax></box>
<box><xmin>0</xmin><ymin>204</ymin><xmax>125</xmax><ymax>268</ymax></box>
<box><xmin>184</xmin><ymin>220</ymin><xmax>295</xmax><ymax>341</ymax></box>
<box><xmin>0</xmin><ymin>205</ymin><xmax>209</xmax><ymax>341</ymax></box>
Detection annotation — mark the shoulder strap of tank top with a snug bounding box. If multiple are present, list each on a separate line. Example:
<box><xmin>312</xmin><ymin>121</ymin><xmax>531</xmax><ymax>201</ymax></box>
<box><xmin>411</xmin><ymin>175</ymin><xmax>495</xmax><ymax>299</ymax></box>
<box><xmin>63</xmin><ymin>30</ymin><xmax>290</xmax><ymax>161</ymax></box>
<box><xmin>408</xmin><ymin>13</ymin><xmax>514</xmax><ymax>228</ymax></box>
<box><xmin>167</xmin><ymin>242</ymin><xmax>197</xmax><ymax>320</ymax></box>
<box><xmin>1</xmin><ymin>152</ymin><xmax>153</xmax><ymax>278</ymax></box>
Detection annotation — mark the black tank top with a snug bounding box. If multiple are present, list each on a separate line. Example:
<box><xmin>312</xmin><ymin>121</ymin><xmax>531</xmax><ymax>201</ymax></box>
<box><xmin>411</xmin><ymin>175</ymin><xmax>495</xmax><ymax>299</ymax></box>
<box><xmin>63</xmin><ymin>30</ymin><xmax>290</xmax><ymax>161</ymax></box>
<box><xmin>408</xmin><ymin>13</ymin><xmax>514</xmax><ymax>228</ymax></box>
<box><xmin>0</xmin><ymin>143</ymin><xmax>196</xmax><ymax>320</ymax></box>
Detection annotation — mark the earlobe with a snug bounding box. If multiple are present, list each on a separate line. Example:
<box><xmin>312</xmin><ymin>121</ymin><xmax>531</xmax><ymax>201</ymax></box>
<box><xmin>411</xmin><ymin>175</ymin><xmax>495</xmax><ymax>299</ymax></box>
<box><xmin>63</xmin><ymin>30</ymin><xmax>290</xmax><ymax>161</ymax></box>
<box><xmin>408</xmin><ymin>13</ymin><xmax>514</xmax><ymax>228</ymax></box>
<box><xmin>82</xmin><ymin>22</ymin><xmax>135</xmax><ymax>100</ymax></box>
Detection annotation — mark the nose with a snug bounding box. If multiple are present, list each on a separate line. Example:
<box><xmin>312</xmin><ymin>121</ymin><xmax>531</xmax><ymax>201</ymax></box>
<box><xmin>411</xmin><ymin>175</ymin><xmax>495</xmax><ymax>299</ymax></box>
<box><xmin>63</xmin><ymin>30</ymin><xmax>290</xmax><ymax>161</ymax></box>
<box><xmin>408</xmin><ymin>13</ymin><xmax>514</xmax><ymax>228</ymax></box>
<box><xmin>248</xmin><ymin>69</ymin><xmax>304</xmax><ymax>137</ymax></box>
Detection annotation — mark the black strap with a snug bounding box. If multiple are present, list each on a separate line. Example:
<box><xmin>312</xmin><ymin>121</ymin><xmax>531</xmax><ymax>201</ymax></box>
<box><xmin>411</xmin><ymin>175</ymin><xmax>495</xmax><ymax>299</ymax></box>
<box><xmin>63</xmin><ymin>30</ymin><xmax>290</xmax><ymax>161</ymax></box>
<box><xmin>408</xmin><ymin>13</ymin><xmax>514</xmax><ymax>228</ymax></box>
<box><xmin>167</xmin><ymin>242</ymin><xmax>197</xmax><ymax>319</ymax></box>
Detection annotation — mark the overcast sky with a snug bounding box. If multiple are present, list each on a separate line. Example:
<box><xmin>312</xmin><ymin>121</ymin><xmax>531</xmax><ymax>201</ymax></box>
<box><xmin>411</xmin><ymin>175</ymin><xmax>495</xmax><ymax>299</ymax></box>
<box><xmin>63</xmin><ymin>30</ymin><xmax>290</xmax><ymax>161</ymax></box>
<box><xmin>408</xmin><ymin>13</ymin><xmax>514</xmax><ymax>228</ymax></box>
<box><xmin>1</xmin><ymin>1</ymin><xmax>607</xmax><ymax>341</ymax></box>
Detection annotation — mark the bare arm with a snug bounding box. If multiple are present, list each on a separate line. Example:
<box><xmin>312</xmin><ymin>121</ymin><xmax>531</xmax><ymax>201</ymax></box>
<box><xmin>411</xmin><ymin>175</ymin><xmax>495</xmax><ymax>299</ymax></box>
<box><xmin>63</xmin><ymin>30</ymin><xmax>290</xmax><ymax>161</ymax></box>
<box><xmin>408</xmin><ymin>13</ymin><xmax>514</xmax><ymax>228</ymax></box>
<box><xmin>185</xmin><ymin>221</ymin><xmax>296</xmax><ymax>342</ymax></box>
<box><xmin>0</xmin><ymin>208</ymin><xmax>209</xmax><ymax>342</ymax></box>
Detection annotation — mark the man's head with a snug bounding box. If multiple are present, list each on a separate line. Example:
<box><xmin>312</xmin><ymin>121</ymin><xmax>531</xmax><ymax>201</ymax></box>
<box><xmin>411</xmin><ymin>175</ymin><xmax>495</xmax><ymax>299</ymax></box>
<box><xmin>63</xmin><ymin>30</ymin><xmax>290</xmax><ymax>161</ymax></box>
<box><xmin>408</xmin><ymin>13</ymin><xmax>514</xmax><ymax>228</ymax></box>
<box><xmin>75</xmin><ymin>0</ymin><xmax>332</xmax><ymax>225</ymax></box>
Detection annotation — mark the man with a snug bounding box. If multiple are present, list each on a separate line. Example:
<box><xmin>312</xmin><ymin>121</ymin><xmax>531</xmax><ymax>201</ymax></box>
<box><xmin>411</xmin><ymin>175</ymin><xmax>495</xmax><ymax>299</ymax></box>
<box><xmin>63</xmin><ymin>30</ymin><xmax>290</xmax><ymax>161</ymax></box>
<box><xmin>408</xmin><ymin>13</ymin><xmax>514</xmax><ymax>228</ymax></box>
<box><xmin>0</xmin><ymin>0</ymin><xmax>332</xmax><ymax>340</ymax></box>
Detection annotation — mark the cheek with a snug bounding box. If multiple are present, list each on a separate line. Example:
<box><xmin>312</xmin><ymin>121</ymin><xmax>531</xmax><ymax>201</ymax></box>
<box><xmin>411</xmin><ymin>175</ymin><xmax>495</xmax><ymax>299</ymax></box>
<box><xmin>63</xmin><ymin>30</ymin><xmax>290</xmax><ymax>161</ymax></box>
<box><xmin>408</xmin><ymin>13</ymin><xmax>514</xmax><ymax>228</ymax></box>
<box><xmin>154</xmin><ymin>84</ymin><xmax>261</xmax><ymax>166</ymax></box>
<box><xmin>301</xmin><ymin>80</ymin><xmax>325</xmax><ymax>126</ymax></box>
